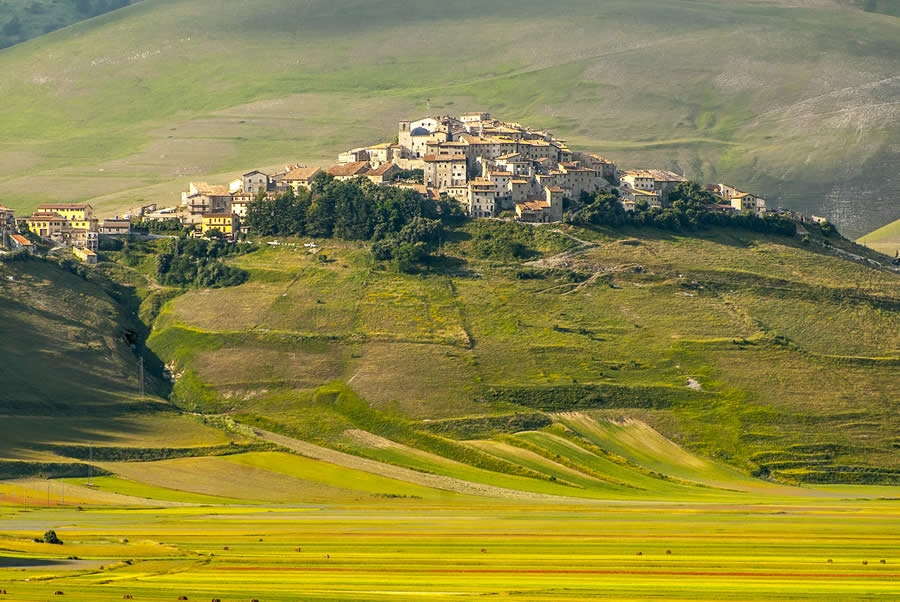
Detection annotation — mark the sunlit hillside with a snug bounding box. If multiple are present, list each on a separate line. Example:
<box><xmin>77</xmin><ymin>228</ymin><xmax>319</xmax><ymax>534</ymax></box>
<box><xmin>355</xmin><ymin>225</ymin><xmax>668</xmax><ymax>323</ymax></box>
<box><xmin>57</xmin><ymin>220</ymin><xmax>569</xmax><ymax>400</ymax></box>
<box><xmin>0</xmin><ymin>0</ymin><xmax>897</xmax><ymax>236</ymax></box>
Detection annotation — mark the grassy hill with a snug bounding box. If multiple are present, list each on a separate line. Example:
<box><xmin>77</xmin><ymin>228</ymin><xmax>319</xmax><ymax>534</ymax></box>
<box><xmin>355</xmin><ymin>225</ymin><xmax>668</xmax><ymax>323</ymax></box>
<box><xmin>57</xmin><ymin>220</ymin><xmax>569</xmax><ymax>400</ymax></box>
<box><xmin>135</xmin><ymin>220</ymin><xmax>900</xmax><ymax>486</ymax></box>
<box><xmin>0</xmin><ymin>0</ymin><xmax>898</xmax><ymax>237</ymax></box>
<box><xmin>2</xmin><ymin>219</ymin><xmax>897</xmax><ymax>497</ymax></box>
<box><xmin>859</xmin><ymin>216</ymin><xmax>900</xmax><ymax>257</ymax></box>
<box><xmin>0</xmin><ymin>0</ymin><xmax>141</xmax><ymax>50</ymax></box>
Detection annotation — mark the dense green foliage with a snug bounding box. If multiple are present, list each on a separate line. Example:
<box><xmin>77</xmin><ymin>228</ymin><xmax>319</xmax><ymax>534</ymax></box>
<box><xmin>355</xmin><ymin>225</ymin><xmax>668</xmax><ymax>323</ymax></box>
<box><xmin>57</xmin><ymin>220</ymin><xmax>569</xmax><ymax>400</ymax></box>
<box><xmin>390</xmin><ymin>168</ymin><xmax>424</xmax><ymax>183</ymax></box>
<box><xmin>134</xmin><ymin>218</ymin><xmax>190</xmax><ymax>235</ymax></box>
<box><xmin>571</xmin><ymin>183</ymin><xmax>797</xmax><ymax>236</ymax></box>
<box><xmin>419</xmin><ymin>413</ymin><xmax>552</xmax><ymax>439</ymax></box>
<box><xmin>154</xmin><ymin>237</ymin><xmax>250</xmax><ymax>288</ymax></box>
<box><xmin>0</xmin><ymin>460</ymin><xmax>110</xmax><ymax>480</ymax></box>
<box><xmin>475</xmin><ymin>384</ymin><xmax>709</xmax><ymax>411</ymax></box>
<box><xmin>246</xmin><ymin>174</ymin><xmax>453</xmax><ymax>270</ymax></box>
<box><xmin>465</xmin><ymin>220</ymin><xmax>576</xmax><ymax>262</ymax></box>
<box><xmin>32</xmin><ymin>442</ymin><xmax>274</xmax><ymax>462</ymax></box>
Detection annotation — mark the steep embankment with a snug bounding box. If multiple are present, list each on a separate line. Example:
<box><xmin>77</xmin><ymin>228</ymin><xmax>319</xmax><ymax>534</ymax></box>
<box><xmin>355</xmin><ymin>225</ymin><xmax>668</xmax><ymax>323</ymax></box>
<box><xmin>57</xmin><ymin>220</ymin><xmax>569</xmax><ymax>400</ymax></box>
<box><xmin>0</xmin><ymin>257</ymin><xmax>145</xmax><ymax>409</ymax></box>
<box><xmin>145</xmin><ymin>222</ymin><xmax>900</xmax><ymax>486</ymax></box>
<box><xmin>0</xmin><ymin>0</ymin><xmax>898</xmax><ymax>235</ymax></box>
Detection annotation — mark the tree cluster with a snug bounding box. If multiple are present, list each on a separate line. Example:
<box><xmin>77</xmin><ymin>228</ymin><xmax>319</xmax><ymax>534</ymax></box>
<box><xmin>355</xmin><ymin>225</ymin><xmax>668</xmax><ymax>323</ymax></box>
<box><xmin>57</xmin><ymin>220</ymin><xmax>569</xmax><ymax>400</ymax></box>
<box><xmin>155</xmin><ymin>237</ymin><xmax>249</xmax><ymax>288</ymax></box>
<box><xmin>245</xmin><ymin>174</ymin><xmax>457</xmax><ymax>270</ymax></box>
<box><xmin>134</xmin><ymin>218</ymin><xmax>190</xmax><ymax>235</ymax></box>
<box><xmin>571</xmin><ymin>182</ymin><xmax>796</xmax><ymax>237</ymax></box>
<box><xmin>390</xmin><ymin>168</ymin><xmax>424</xmax><ymax>183</ymax></box>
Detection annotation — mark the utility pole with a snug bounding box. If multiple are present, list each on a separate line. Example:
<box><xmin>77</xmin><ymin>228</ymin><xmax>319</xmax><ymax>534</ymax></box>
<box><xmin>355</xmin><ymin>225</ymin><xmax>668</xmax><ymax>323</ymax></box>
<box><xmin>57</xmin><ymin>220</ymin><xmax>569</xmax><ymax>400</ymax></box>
<box><xmin>61</xmin><ymin>480</ymin><xmax>65</xmax><ymax>506</ymax></box>
<box><xmin>47</xmin><ymin>480</ymin><xmax>50</xmax><ymax>506</ymax></box>
<box><xmin>140</xmin><ymin>356</ymin><xmax>145</xmax><ymax>400</ymax></box>
<box><xmin>88</xmin><ymin>443</ymin><xmax>93</xmax><ymax>487</ymax></box>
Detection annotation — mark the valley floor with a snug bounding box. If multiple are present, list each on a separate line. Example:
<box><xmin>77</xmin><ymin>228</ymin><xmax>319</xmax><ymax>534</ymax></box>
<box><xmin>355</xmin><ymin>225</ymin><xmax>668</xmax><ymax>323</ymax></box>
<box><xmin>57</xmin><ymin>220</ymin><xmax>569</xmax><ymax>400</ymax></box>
<box><xmin>1</xmin><ymin>497</ymin><xmax>899</xmax><ymax>601</ymax></box>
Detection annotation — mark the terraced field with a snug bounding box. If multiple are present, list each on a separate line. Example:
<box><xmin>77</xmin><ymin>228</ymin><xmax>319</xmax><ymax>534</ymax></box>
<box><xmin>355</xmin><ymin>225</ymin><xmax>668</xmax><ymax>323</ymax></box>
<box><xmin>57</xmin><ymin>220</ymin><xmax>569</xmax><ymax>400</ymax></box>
<box><xmin>143</xmin><ymin>223</ymin><xmax>900</xmax><ymax>483</ymax></box>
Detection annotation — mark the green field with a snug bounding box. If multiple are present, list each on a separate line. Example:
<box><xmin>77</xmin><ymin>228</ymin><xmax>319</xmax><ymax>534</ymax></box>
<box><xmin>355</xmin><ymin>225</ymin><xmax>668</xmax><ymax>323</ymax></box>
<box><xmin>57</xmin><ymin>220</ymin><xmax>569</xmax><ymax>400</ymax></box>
<box><xmin>136</xmin><ymin>222</ymin><xmax>900</xmax><ymax>485</ymax></box>
<box><xmin>859</xmin><ymin>217</ymin><xmax>900</xmax><ymax>258</ymax></box>
<box><xmin>2</xmin><ymin>486</ymin><xmax>900</xmax><ymax>600</ymax></box>
<box><xmin>0</xmin><ymin>0</ymin><xmax>898</xmax><ymax>236</ymax></box>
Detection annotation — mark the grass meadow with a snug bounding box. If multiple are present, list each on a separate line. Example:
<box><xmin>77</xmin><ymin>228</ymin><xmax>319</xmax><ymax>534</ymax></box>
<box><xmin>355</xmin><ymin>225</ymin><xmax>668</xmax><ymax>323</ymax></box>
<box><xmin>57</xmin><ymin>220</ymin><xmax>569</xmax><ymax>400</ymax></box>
<box><xmin>0</xmin><ymin>0</ymin><xmax>897</xmax><ymax>235</ymax></box>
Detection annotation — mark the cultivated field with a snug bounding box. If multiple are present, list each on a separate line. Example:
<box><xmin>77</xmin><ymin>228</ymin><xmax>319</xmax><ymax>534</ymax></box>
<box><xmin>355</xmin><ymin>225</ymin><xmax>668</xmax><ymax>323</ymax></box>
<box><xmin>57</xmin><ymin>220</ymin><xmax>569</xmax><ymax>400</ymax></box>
<box><xmin>1</xmin><ymin>493</ymin><xmax>899</xmax><ymax>600</ymax></box>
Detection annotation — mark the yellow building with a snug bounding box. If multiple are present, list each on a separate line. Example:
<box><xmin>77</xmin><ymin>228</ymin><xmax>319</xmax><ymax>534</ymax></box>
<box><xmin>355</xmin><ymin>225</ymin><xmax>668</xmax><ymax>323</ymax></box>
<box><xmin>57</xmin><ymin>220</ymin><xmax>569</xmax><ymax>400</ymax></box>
<box><xmin>37</xmin><ymin>203</ymin><xmax>93</xmax><ymax>222</ymax></box>
<box><xmin>26</xmin><ymin>212</ymin><xmax>68</xmax><ymax>237</ymax></box>
<box><xmin>201</xmin><ymin>213</ymin><xmax>237</xmax><ymax>240</ymax></box>
<box><xmin>73</xmin><ymin>246</ymin><xmax>97</xmax><ymax>264</ymax></box>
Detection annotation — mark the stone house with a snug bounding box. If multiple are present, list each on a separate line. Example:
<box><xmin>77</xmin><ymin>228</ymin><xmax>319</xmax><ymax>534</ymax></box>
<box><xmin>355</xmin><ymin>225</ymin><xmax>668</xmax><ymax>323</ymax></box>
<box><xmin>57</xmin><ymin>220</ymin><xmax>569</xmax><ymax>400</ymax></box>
<box><xmin>424</xmin><ymin>155</ymin><xmax>467</xmax><ymax>190</ymax></box>
<box><xmin>241</xmin><ymin>170</ymin><xmax>271</xmax><ymax>196</ymax></box>
<box><xmin>326</xmin><ymin>162</ymin><xmax>371</xmax><ymax>181</ymax></box>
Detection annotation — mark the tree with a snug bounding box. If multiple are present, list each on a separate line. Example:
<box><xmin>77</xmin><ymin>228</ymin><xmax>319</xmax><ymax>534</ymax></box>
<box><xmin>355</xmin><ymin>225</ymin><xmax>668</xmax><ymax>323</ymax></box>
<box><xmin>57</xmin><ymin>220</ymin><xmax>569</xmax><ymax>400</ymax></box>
<box><xmin>43</xmin><ymin>530</ymin><xmax>62</xmax><ymax>545</ymax></box>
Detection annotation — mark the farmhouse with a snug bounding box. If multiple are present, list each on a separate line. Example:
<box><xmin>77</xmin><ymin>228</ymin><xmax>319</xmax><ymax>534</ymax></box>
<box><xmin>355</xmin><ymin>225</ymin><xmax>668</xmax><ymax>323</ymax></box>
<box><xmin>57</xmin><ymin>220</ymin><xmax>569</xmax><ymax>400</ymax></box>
<box><xmin>182</xmin><ymin>183</ymin><xmax>232</xmax><ymax>225</ymax></box>
<box><xmin>100</xmin><ymin>219</ymin><xmax>131</xmax><ymax>236</ymax></box>
<box><xmin>278</xmin><ymin>166</ymin><xmax>322</xmax><ymax>192</ymax></box>
<box><xmin>8</xmin><ymin>234</ymin><xmax>34</xmax><ymax>254</ymax></box>
<box><xmin>200</xmin><ymin>213</ymin><xmax>238</xmax><ymax>240</ymax></box>
<box><xmin>712</xmin><ymin>184</ymin><xmax>767</xmax><ymax>216</ymax></box>
<box><xmin>326</xmin><ymin>162</ymin><xmax>371</xmax><ymax>181</ymax></box>
<box><xmin>364</xmin><ymin>162</ymin><xmax>401</xmax><ymax>184</ymax></box>
<box><xmin>241</xmin><ymin>170</ymin><xmax>271</xmax><ymax>196</ymax></box>
<box><xmin>73</xmin><ymin>246</ymin><xmax>97</xmax><ymax>264</ymax></box>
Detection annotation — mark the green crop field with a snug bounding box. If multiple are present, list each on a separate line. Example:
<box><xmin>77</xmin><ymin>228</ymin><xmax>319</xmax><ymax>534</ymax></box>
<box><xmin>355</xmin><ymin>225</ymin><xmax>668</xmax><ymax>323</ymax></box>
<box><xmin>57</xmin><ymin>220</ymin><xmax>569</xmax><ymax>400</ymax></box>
<box><xmin>0</xmin><ymin>0</ymin><xmax>898</xmax><ymax>236</ymax></box>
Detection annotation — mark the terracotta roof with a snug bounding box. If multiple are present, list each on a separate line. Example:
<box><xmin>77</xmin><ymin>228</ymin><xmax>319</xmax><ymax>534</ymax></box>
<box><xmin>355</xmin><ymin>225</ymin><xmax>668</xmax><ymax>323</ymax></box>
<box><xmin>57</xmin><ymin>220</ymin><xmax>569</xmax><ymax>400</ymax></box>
<box><xmin>394</xmin><ymin>183</ymin><xmax>428</xmax><ymax>194</ymax></box>
<box><xmin>622</xmin><ymin>169</ymin><xmax>685</xmax><ymax>182</ymax></box>
<box><xmin>9</xmin><ymin>234</ymin><xmax>32</xmax><ymax>246</ymax></box>
<box><xmin>326</xmin><ymin>162</ymin><xmax>369</xmax><ymax>177</ymax></box>
<box><xmin>517</xmin><ymin>200</ymin><xmax>549</xmax><ymax>210</ymax></box>
<box><xmin>546</xmin><ymin>186</ymin><xmax>566</xmax><ymax>193</ymax></box>
<box><xmin>102</xmin><ymin>220</ymin><xmax>130</xmax><ymax>226</ymax></box>
<box><xmin>202</xmin><ymin>213</ymin><xmax>235</xmax><ymax>219</ymax></box>
<box><xmin>37</xmin><ymin>203</ymin><xmax>89</xmax><ymax>210</ymax></box>
<box><xmin>423</xmin><ymin>154</ymin><xmax>465</xmax><ymax>163</ymax></box>
<box><xmin>366</xmin><ymin>163</ymin><xmax>398</xmax><ymax>176</ymax></box>
<box><xmin>27</xmin><ymin>212</ymin><xmax>67</xmax><ymax>221</ymax></box>
<box><xmin>242</xmin><ymin>170</ymin><xmax>267</xmax><ymax>177</ymax></box>
<box><xmin>283</xmin><ymin>166</ymin><xmax>322</xmax><ymax>181</ymax></box>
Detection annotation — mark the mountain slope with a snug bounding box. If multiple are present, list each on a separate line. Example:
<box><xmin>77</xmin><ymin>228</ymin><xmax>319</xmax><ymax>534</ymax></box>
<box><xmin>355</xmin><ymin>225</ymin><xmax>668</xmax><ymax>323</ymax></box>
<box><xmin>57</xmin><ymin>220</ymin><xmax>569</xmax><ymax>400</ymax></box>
<box><xmin>145</xmin><ymin>222</ymin><xmax>900</xmax><ymax>483</ymax></box>
<box><xmin>0</xmin><ymin>0</ymin><xmax>141</xmax><ymax>50</ymax></box>
<box><xmin>859</xmin><ymin>217</ymin><xmax>900</xmax><ymax>257</ymax></box>
<box><xmin>0</xmin><ymin>0</ymin><xmax>898</xmax><ymax>236</ymax></box>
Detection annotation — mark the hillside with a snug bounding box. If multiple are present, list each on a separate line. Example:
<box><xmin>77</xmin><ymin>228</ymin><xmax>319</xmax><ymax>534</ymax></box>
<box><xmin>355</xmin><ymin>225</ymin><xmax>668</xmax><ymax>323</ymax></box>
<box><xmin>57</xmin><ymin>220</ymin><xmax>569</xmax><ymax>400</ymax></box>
<box><xmin>859</xmin><ymin>216</ymin><xmax>900</xmax><ymax>257</ymax></box>
<box><xmin>0</xmin><ymin>0</ymin><xmax>141</xmax><ymax>50</ymax></box>
<box><xmin>140</xmin><ymin>221</ymin><xmax>900</xmax><ymax>486</ymax></box>
<box><xmin>0</xmin><ymin>0</ymin><xmax>898</xmax><ymax>237</ymax></box>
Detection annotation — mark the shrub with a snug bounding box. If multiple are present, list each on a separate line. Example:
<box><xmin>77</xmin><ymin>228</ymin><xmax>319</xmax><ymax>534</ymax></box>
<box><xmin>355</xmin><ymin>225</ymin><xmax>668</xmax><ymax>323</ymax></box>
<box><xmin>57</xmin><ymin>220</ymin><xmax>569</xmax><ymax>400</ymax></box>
<box><xmin>43</xmin><ymin>530</ymin><xmax>62</xmax><ymax>545</ymax></box>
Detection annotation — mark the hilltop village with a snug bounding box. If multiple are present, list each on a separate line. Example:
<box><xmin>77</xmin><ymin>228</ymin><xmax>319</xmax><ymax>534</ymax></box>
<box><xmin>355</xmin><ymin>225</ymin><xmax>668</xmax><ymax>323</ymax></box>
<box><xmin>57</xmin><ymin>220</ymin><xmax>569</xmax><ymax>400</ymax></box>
<box><xmin>3</xmin><ymin>112</ymin><xmax>813</xmax><ymax>257</ymax></box>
